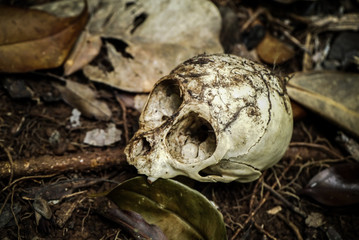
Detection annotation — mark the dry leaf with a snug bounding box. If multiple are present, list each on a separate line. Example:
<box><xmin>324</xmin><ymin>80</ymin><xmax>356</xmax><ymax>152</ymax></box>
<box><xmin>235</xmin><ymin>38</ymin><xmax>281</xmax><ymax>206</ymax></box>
<box><xmin>116</xmin><ymin>93</ymin><xmax>148</xmax><ymax>112</ymax></box>
<box><xmin>305</xmin><ymin>212</ymin><xmax>325</xmax><ymax>228</ymax></box>
<box><xmin>84</xmin><ymin>41</ymin><xmax>203</xmax><ymax>92</ymax></box>
<box><xmin>88</xmin><ymin>0</ymin><xmax>222</xmax><ymax>49</ymax></box>
<box><xmin>83</xmin><ymin>0</ymin><xmax>223</xmax><ymax>92</ymax></box>
<box><xmin>64</xmin><ymin>30</ymin><xmax>102</xmax><ymax>75</ymax></box>
<box><xmin>336</xmin><ymin>132</ymin><xmax>359</xmax><ymax>162</ymax></box>
<box><xmin>256</xmin><ymin>33</ymin><xmax>295</xmax><ymax>64</ymax></box>
<box><xmin>2</xmin><ymin>79</ymin><xmax>34</xmax><ymax>99</ymax></box>
<box><xmin>0</xmin><ymin>203</ymin><xmax>21</xmax><ymax>228</ymax></box>
<box><xmin>300</xmin><ymin>163</ymin><xmax>359</xmax><ymax>206</ymax></box>
<box><xmin>107</xmin><ymin>176</ymin><xmax>227</xmax><ymax>240</ymax></box>
<box><xmin>31</xmin><ymin>0</ymin><xmax>222</xmax><ymax>92</ymax></box>
<box><xmin>0</xmin><ymin>3</ymin><xmax>88</xmax><ymax>72</ymax></box>
<box><xmin>287</xmin><ymin>71</ymin><xmax>359</xmax><ymax>137</ymax></box>
<box><xmin>54</xmin><ymin>80</ymin><xmax>112</xmax><ymax>121</ymax></box>
<box><xmin>266</xmin><ymin>206</ymin><xmax>282</xmax><ymax>215</ymax></box>
<box><xmin>96</xmin><ymin>201</ymin><xmax>168</xmax><ymax>240</ymax></box>
<box><xmin>291</xmin><ymin>101</ymin><xmax>307</xmax><ymax>121</ymax></box>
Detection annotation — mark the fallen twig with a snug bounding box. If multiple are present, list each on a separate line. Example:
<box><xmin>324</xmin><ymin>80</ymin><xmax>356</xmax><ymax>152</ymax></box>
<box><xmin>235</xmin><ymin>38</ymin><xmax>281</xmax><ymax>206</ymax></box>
<box><xmin>277</xmin><ymin>213</ymin><xmax>303</xmax><ymax>240</ymax></box>
<box><xmin>0</xmin><ymin>147</ymin><xmax>126</xmax><ymax>179</ymax></box>
<box><xmin>263</xmin><ymin>182</ymin><xmax>306</xmax><ymax>218</ymax></box>
<box><xmin>1</xmin><ymin>174</ymin><xmax>56</xmax><ymax>193</ymax></box>
<box><xmin>231</xmin><ymin>156</ymin><xmax>298</xmax><ymax>239</ymax></box>
<box><xmin>253</xmin><ymin>221</ymin><xmax>278</xmax><ymax>240</ymax></box>
<box><xmin>290</xmin><ymin>142</ymin><xmax>342</xmax><ymax>159</ymax></box>
<box><xmin>249</xmin><ymin>174</ymin><xmax>264</xmax><ymax>211</ymax></box>
<box><xmin>231</xmin><ymin>190</ymin><xmax>270</xmax><ymax>240</ymax></box>
<box><xmin>11</xmin><ymin>185</ymin><xmax>21</xmax><ymax>240</ymax></box>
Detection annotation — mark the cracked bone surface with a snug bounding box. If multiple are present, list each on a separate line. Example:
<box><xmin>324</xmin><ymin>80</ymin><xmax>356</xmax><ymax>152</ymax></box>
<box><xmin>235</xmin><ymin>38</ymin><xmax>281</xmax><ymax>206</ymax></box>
<box><xmin>125</xmin><ymin>54</ymin><xmax>293</xmax><ymax>183</ymax></box>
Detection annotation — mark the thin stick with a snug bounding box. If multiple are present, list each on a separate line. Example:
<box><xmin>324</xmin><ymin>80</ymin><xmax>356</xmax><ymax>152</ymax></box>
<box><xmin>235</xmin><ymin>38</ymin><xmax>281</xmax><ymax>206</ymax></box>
<box><xmin>232</xmin><ymin>157</ymin><xmax>298</xmax><ymax>239</ymax></box>
<box><xmin>231</xmin><ymin>191</ymin><xmax>270</xmax><ymax>240</ymax></box>
<box><xmin>277</xmin><ymin>213</ymin><xmax>304</xmax><ymax>240</ymax></box>
<box><xmin>254</xmin><ymin>221</ymin><xmax>278</xmax><ymax>240</ymax></box>
<box><xmin>263</xmin><ymin>183</ymin><xmax>306</xmax><ymax>218</ymax></box>
<box><xmin>10</xmin><ymin>185</ymin><xmax>21</xmax><ymax>240</ymax></box>
<box><xmin>81</xmin><ymin>206</ymin><xmax>91</xmax><ymax>233</ymax></box>
<box><xmin>240</xmin><ymin>7</ymin><xmax>266</xmax><ymax>32</ymax></box>
<box><xmin>2</xmin><ymin>174</ymin><xmax>56</xmax><ymax>192</ymax></box>
<box><xmin>289</xmin><ymin>142</ymin><xmax>342</xmax><ymax>158</ymax></box>
<box><xmin>249</xmin><ymin>174</ymin><xmax>264</xmax><ymax>211</ymax></box>
<box><xmin>0</xmin><ymin>147</ymin><xmax>126</xmax><ymax>179</ymax></box>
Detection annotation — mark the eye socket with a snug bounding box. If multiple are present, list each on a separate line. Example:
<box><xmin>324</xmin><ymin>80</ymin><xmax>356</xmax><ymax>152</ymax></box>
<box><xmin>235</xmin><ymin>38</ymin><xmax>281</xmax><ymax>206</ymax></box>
<box><xmin>166</xmin><ymin>112</ymin><xmax>216</xmax><ymax>164</ymax></box>
<box><xmin>142</xmin><ymin>79</ymin><xmax>183</xmax><ymax>128</ymax></box>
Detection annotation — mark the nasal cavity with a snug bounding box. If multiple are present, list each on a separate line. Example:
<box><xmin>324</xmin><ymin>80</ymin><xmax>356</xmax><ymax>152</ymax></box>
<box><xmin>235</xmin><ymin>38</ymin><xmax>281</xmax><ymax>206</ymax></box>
<box><xmin>133</xmin><ymin>138</ymin><xmax>151</xmax><ymax>157</ymax></box>
<box><xmin>142</xmin><ymin>80</ymin><xmax>183</xmax><ymax>128</ymax></box>
<box><xmin>166</xmin><ymin>113</ymin><xmax>216</xmax><ymax>164</ymax></box>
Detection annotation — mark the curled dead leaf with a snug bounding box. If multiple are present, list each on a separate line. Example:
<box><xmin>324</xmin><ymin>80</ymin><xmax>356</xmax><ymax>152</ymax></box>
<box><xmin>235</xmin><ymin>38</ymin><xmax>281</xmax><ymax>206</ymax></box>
<box><xmin>83</xmin><ymin>0</ymin><xmax>223</xmax><ymax>92</ymax></box>
<box><xmin>64</xmin><ymin>30</ymin><xmax>102</xmax><ymax>76</ymax></box>
<box><xmin>256</xmin><ymin>33</ymin><xmax>295</xmax><ymax>64</ymax></box>
<box><xmin>0</xmin><ymin>3</ymin><xmax>88</xmax><ymax>72</ymax></box>
<box><xmin>107</xmin><ymin>176</ymin><xmax>227</xmax><ymax>240</ymax></box>
<box><xmin>54</xmin><ymin>80</ymin><xmax>112</xmax><ymax>121</ymax></box>
<box><xmin>300</xmin><ymin>163</ymin><xmax>359</xmax><ymax>206</ymax></box>
<box><xmin>96</xmin><ymin>199</ymin><xmax>168</xmax><ymax>240</ymax></box>
<box><xmin>84</xmin><ymin>41</ymin><xmax>201</xmax><ymax>92</ymax></box>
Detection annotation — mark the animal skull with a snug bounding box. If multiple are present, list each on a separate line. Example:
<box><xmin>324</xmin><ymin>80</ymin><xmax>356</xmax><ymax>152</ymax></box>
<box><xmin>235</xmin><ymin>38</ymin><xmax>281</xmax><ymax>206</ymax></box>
<box><xmin>125</xmin><ymin>54</ymin><xmax>293</xmax><ymax>183</ymax></box>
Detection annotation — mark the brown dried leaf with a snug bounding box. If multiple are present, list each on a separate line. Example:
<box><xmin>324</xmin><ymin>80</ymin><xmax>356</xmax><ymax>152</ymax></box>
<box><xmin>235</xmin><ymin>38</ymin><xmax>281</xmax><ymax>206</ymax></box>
<box><xmin>107</xmin><ymin>176</ymin><xmax>227</xmax><ymax>240</ymax></box>
<box><xmin>256</xmin><ymin>33</ymin><xmax>295</xmax><ymax>64</ymax></box>
<box><xmin>83</xmin><ymin>0</ymin><xmax>223</xmax><ymax>92</ymax></box>
<box><xmin>64</xmin><ymin>30</ymin><xmax>102</xmax><ymax>76</ymax></box>
<box><xmin>291</xmin><ymin>101</ymin><xmax>307</xmax><ymax>121</ymax></box>
<box><xmin>300</xmin><ymin>163</ymin><xmax>359</xmax><ymax>206</ymax></box>
<box><xmin>54</xmin><ymin>80</ymin><xmax>112</xmax><ymax>121</ymax></box>
<box><xmin>287</xmin><ymin>71</ymin><xmax>359</xmax><ymax>137</ymax></box>
<box><xmin>97</xmin><ymin>199</ymin><xmax>168</xmax><ymax>240</ymax></box>
<box><xmin>84</xmin><ymin>41</ymin><xmax>202</xmax><ymax>92</ymax></box>
<box><xmin>116</xmin><ymin>93</ymin><xmax>148</xmax><ymax>112</ymax></box>
<box><xmin>0</xmin><ymin>3</ymin><xmax>88</xmax><ymax>72</ymax></box>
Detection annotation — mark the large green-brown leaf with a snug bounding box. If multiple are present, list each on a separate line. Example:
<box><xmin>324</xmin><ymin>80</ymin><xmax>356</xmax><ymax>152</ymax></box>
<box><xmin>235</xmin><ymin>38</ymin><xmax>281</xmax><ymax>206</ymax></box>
<box><xmin>287</xmin><ymin>71</ymin><xmax>359</xmax><ymax>137</ymax></box>
<box><xmin>0</xmin><ymin>3</ymin><xmax>88</xmax><ymax>72</ymax></box>
<box><xmin>107</xmin><ymin>176</ymin><xmax>227</xmax><ymax>240</ymax></box>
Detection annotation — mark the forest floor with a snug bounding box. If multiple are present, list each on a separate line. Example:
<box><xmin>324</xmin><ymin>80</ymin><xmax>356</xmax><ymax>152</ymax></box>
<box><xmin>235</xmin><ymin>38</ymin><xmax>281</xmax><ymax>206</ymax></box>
<box><xmin>1</xmin><ymin>0</ymin><xmax>359</xmax><ymax>239</ymax></box>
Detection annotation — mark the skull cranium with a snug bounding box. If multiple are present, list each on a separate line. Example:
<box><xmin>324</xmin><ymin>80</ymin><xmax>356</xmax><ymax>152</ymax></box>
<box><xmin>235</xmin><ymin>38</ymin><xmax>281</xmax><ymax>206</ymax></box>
<box><xmin>125</xmin><ymin>54</ymin><xmax>293</xmax><ymax>183</ymax></box>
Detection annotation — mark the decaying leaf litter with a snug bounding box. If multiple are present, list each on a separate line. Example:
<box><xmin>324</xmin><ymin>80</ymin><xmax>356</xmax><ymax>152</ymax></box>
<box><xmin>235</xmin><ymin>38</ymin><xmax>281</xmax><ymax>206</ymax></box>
<box><xmin>1</xmin><ymin>0</ymin><xmax>359</xmax><ymax>239</ymax></box>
